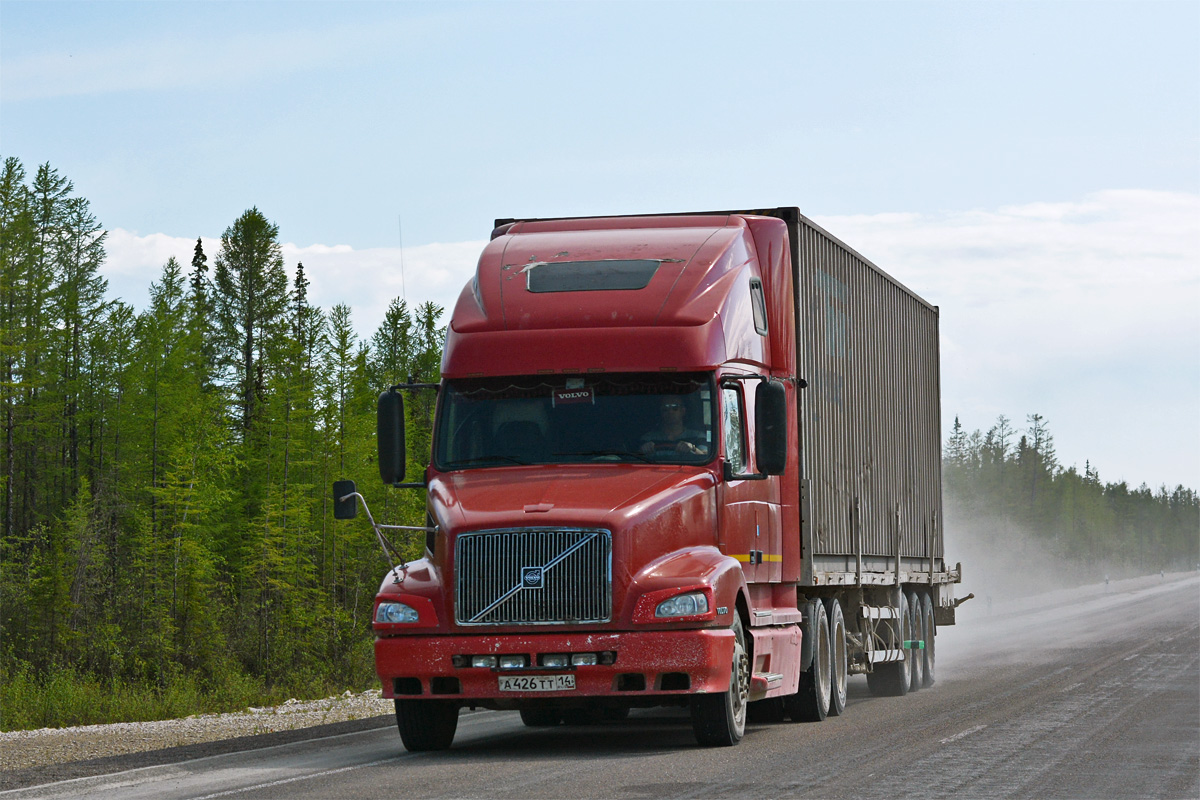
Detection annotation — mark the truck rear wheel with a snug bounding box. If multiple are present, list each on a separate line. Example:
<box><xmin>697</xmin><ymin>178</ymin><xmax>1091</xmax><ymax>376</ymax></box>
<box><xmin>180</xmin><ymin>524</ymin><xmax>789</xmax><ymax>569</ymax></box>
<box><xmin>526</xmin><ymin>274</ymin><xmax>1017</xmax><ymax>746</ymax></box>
<box><xmin>825</xmin><ymin>597</ymin><xmax>848</xmax><ymax>716</ymax></box>
<box><xmin>866</xmin><ymin>591</ymin><xmax>911</xmax><ymax>697</ymax></box>
<box><xmin>921</xmin><ymin>592</ymin><xmax>936</xmax><ymax>687</ymax></box>
<box><xmin>395</xmin><ymin>699</ymin><xmax>459</xmax><ymax>751</ymax></box>
<box><xmin>907</xmin><ymin>590</ymin><xmax>925</xmax><ymax>692</ymax></box>
<box><xmin>691</xmin><ymin>615</ymin><xmax>749</xmax><ymax>746</ymax></box>
<box><xmin>787</xmin><ymin>598</ymin><xmax>830</xmax><ymax>722</ymax></box>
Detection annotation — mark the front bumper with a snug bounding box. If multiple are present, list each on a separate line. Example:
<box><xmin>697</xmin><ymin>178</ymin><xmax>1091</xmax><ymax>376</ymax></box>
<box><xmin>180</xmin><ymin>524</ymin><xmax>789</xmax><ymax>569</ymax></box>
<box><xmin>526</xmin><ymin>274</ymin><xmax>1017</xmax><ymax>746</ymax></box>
<box><xmin>376</xmin><ymin>628</ymin><xmax>734</xmax><ymax>701</ymax></box>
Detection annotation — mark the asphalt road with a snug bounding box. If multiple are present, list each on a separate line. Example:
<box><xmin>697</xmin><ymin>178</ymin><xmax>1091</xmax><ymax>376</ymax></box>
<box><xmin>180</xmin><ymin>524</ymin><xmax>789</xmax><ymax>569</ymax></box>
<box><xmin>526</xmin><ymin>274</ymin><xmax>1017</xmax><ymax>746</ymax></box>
<box><xmin>7</xmin><ymin>573</ymin><xmax>1198</xmax><ymax>800</ymax></box>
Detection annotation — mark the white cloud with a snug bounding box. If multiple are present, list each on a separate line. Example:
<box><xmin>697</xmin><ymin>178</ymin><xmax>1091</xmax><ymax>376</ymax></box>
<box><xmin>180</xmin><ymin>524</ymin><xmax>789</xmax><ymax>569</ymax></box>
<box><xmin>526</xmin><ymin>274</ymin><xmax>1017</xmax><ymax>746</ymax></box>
<box><xmin>100</xmin><ymin>190</ymin><xmax>1200</xmax><ymax>488</ymax></box>
<box><xmin>814</xmin><ymin>190</ymin><xmax>1200</xmax><ymax>489</ymax></box>
<box><xmin>280</xmin><ymin>239</ymin><xmax>485</xmax><ymax>332</ymax></box>
<box><xmin>101</xmin><ymin>230</ymin><xmax>481</xmax><ymax>335</ymax></box>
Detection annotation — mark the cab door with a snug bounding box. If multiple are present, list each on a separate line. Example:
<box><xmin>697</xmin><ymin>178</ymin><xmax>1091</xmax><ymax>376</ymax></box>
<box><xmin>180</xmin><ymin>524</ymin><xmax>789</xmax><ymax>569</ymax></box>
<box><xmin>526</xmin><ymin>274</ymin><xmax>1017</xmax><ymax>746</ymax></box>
<box><xmin>719</xmin><ymin>382</ymin><xmax>763</xmax><ymax>582</ymax></box>
<box><xmin>717</xmin><ymin>380</ymin><xmax>783</xmax><ymax>584</ymax></box>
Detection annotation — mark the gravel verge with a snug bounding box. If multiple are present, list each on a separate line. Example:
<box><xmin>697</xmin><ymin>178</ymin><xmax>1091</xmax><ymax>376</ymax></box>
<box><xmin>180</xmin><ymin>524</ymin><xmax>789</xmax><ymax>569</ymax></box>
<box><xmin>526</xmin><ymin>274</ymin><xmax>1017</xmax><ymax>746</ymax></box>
<box><xmin>0</xmin><ymin>690</ymin><xmax>395</xmax><ymax>791</ymax></box>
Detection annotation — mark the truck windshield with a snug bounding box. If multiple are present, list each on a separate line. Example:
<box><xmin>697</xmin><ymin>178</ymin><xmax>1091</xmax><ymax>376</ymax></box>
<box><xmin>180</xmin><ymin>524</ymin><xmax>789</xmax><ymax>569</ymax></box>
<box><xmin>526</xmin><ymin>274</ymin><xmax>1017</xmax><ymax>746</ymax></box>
<box><xmin>434</xmin><ymin>373</ymin><xmax>715</xmax><ymax>470</ymax></box>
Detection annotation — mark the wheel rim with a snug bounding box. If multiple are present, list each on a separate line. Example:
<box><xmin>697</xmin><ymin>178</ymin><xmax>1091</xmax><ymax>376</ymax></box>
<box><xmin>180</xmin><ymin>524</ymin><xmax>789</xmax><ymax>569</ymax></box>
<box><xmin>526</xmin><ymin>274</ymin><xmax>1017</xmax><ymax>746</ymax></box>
<box><xmin>924</xmin><ymin>602</ymin><xmax>936</xmax><ymax>683</ymax></box>
<box><xmin>832</xmin><ymin>615</ymin><xmax>847</xmax><ymax>706</ymax></box>
<box><xmin>816</xmin><ymin>616</ymin><xmax>831</xmax><ymax>711</ymax></box>
<box><xmin>732</xmin><ymin>636</ymin><xmax>749</xmax><ymax>729</ymax></box>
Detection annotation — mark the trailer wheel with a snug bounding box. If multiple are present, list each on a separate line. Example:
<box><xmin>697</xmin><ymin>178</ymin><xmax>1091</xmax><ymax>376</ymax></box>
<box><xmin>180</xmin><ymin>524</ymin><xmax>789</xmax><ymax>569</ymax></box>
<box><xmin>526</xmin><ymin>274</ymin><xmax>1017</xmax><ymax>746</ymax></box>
<box><xmin>866</xmin><ymin>592</ymin><xmax>911</xmax><ymax>697</ymax></box>
<box><xmin>691</xmin><ymin>615</ymin><xmax>749</xmax><ymax>746</ymax></box>
<box><xmin>921</xmin><ymin>592</ymin><xmax>936</xmax><ymax>687</ymax></box>
<box><xmin>825</xmin><ymin>598</ymin><xmax>848</xmax><ymax>716</ymax></box>
<box><xmin>395</xmin><ymin>699</ymin><xmax>459</xmax><ymax>751</ymax></box>
<box><xmin>907</xmin><ymin>590</ymin><xmax>924</xmax><ymax>692</ymax></box>
<box><xmin>519</xmin><ymin>708</ymin><xmax>563</xmax><ymax>727</ymax></box>
<box><xmin>787</xmin><ymin>599</ymin><xmax>830</xmax><ymax>722</ymax></box>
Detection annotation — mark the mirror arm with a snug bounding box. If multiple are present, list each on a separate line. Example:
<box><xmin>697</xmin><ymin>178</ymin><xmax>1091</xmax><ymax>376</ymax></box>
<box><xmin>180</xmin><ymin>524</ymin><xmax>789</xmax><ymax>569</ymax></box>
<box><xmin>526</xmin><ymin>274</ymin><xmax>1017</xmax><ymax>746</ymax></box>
<box><xmin>338</xmin><ymin>489</ymin><xmax>438</xmax><ymax>584</ymax></box>
<box><xmin>388</xmin><ymin>381</ymin><xmax>440</xmax><ymax>392</ymax></box>
<box><xmin>722</xmin><ymin>461</ymin><xmax>770</xmax><ymax>482</ymax></box>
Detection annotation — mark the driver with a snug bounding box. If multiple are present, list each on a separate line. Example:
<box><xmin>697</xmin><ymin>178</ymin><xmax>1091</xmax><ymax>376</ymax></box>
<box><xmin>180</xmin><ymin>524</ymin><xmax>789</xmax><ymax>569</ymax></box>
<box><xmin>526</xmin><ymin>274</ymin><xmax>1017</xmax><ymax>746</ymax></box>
<box><xmin>640</xmin><ymin>395</ymin><xmax>706</xmax><ymax>457</ymax></box>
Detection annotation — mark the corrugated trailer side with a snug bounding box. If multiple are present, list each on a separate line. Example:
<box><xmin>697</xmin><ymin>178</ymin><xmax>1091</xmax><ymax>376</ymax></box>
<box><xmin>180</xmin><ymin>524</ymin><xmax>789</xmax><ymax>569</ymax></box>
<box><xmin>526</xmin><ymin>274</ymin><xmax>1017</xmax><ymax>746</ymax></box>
<box><xmin>788</xmin><ymin>213</ymin><xmax>945</xmax><ymax>587</ymax></box>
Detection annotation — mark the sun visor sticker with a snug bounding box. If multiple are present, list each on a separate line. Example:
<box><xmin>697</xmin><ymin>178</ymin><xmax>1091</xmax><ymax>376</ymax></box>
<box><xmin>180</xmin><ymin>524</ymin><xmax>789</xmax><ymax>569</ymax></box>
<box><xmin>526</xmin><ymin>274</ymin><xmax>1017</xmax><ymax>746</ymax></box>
<box><xmin>552</xmin><ymin>386</ymin><xmax>594</xmax><ymax>406</ymax></box>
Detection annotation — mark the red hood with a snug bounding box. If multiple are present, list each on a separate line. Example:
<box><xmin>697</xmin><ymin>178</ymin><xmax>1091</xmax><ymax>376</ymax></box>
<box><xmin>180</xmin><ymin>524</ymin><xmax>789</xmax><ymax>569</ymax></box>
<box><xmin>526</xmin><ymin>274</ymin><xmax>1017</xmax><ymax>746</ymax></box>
<box><xmin>428</xmin><ymin>464</ymin><xmax>715</xmax><ymax>534</ymax></box>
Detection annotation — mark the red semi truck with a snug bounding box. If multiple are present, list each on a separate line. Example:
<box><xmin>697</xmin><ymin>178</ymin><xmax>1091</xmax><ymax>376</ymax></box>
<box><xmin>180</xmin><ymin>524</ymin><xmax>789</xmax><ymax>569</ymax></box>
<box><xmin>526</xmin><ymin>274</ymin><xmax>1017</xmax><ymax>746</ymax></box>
<box><xmin>334</xmin><ymin>207</ymin><xmax>964</xmax><ymax>751</ymax></box>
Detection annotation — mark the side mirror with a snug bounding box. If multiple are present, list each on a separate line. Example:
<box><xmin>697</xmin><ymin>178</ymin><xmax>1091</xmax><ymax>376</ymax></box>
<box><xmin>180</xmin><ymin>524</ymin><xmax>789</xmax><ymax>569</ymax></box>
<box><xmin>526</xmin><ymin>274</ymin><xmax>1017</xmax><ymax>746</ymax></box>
<box><xmin>377</xmin><ymin>389</ymin><xmax>406</xmax><ymax>485</ymax></box>
<box><xmin>333</xmin><ymin>479</ymin><xmax>358</xmax><ymax>519</ymax></box>
<box><xmin>755</xmin><ymin>380</ymin><xmax>787</xmax><ymax>476</ymax></box>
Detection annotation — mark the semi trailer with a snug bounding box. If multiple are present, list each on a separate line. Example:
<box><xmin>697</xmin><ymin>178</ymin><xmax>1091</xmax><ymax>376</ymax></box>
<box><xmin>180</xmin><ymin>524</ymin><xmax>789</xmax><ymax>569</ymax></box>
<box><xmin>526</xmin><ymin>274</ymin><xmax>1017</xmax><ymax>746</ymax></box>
<box><xmin>334</xmin><ymin>206</ymin><xmax>964</xmax><ymax>750</ymax></box>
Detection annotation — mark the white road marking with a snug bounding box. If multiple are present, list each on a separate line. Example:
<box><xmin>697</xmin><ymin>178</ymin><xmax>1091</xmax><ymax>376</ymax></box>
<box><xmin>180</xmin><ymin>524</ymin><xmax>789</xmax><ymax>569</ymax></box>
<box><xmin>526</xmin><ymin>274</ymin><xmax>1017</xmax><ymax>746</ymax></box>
<box><xmin>940</xmin><ymin>724</ymin><xmax>986</xmax><ymax>744</ymax></box>
<box><xmin>187</xmin><ymin>757</ymin><xmax>394</xmax><ymax>799</ymax></box>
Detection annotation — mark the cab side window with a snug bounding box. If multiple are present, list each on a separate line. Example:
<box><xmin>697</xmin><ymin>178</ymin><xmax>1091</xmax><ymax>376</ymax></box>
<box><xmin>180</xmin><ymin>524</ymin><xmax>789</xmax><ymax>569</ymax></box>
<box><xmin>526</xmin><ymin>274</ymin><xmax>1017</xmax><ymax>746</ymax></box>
<box><xmin>749</xmin><ymin>278</ymin><xmax>768</xmax><ymax>335</ymax></box>
<box><xmin>721</xmin><ymin>386</ymin><xmax>746</xmax><ymax>474</ymax></box>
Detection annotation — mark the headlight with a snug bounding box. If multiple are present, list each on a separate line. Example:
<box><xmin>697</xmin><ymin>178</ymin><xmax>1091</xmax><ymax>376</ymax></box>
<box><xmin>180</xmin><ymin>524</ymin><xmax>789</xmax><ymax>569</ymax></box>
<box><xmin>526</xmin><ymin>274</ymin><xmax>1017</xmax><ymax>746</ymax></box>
<box><xmin>655</xmin><ymin>591</ymin><xmax>709</xmax><ymax>618</ymax></box>
<box><xmin>375</xmin><ymin>602</ymin><xmax>419</xmax><ymax>624</ymax></box>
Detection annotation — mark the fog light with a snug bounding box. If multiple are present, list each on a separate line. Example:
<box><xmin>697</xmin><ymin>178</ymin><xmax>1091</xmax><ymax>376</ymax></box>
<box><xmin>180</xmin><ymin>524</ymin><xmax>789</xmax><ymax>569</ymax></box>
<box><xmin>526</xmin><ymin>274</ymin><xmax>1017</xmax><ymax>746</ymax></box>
<box><xmin>599</xmin><ymin>651</ymin><xmax>617</xmax><ymax>665</ymax></box>
<box><xmin>541</xmin><ymin>653</ymin><xmax>570</xmax><ymax>668</ymax></box>
<box><xmin>471</xmin><ymin>655</ymin><xmax>498</xmax><ymax>668</ymax></box>
<box><xmin>571</xmin><ymin>653</ymin><xmax>598</xmax><ymax>666</ymax></box>
<box><xmin>499</xmin><ymin>655</ymin><xmax>528</xmax><ymax>669</ymax></box>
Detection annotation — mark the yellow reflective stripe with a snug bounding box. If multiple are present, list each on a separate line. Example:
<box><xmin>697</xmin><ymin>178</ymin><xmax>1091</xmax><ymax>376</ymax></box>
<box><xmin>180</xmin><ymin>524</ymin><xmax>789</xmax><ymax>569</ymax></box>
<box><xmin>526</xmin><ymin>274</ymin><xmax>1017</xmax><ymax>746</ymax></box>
<box><xmin>729</xmin><ymin>553</ymin><xmax>782</xmax><ymax>563</ymax></box>
<box><xmin>762</xmin><ymin>554</ymin><xmax>783</xmax><ymax>562</ymax></box>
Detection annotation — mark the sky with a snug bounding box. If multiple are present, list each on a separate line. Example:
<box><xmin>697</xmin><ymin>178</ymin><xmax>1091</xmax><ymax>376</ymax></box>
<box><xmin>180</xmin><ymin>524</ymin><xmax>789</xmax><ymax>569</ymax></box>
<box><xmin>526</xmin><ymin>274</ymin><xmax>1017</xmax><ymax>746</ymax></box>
<box><xmin>2</xmin><ymin>0</ymin><xmax>1198</xmax><ymax>490</ymax></box>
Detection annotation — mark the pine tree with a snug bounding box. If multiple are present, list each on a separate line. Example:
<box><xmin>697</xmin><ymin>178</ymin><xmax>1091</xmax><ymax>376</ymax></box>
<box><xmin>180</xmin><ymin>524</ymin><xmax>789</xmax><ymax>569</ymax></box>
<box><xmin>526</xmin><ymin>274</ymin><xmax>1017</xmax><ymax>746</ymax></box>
<box><xmin>212</xmin><ymin>208</ymin><xmax>289</xmax><ymax>434</ymax></box>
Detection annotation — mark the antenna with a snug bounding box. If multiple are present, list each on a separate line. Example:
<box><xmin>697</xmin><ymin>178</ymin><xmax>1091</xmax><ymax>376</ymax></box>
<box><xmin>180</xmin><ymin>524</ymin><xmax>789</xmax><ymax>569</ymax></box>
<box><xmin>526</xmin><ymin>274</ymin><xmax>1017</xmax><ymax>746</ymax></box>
<box><xmin>398</xmin><ymin>215</ymin><xmax>407</xmax><ymax>303</ymax></box>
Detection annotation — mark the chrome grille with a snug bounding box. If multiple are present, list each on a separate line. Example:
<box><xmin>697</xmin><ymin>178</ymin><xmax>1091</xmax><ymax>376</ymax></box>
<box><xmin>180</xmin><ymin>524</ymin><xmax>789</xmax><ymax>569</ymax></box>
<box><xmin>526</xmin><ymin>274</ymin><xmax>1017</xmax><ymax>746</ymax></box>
<box><xmin>455</xmin><ymin>528</ymin><xmax>612</xmax><ymax>625</ymax></box>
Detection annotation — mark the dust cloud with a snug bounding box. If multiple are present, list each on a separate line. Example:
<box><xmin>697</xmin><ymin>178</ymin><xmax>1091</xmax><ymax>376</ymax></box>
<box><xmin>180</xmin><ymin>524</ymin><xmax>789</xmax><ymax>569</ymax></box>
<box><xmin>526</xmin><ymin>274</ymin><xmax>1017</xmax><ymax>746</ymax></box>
<box><xmin>941</xmin><ymin>493</ymin><xmax>1168</xmax><ymax>624</ymax></box>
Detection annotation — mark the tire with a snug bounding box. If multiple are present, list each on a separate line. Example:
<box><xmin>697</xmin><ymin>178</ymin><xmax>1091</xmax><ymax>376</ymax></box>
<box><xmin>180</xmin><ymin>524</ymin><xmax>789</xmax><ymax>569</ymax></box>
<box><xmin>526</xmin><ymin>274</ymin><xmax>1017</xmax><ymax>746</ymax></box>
<box><xmin>691</xmin><ymin>614</ymin><xmax>749</xmax><ymax>746</ymax></box>
<box><xmin>921</xmin><ymin>592</ymin><xmax>936</xmax><ymax>688</ymax></box>
<box><xmin>395</xmin><ymin>699</ymin><xmax>459</xmax><ymax>751</ymax></box>
<box><xmin>520</xmin><ymin>708</ymin><xmax>563</xmax><ymax>727</ymax></box>
<box><xmin>907</xmin><ymin>590</ymin><xmax>924</xmax><ymax>692</ymax></box>
<box><xmin>865</xmin><ymin>591</ymin><xmax>911</xmax><ymax>697</ymax></box>
<box><xmin>786</xmin><ymin>599</ymin><xmax>830</xmax><ymax>722</ymax></box>
<box><xmin>825</xmin><ymin>597</ymin><xmax>848</xmax><ymax>716</ymax></box>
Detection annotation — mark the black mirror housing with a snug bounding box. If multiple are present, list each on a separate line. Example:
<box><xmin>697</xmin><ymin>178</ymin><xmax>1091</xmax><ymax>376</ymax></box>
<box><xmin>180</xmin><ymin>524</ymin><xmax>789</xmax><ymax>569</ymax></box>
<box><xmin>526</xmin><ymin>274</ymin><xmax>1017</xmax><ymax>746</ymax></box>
<box><xmin>755</xmin><ymin>379</ymin><xmax>787</xmax><ymax>476</ymax></box>
<box><xmin>378</xmin><ymin>389</ymin><xmax>406</xmax><ymax>485</ymax></box>
<box><xmin>333</xmin><ymin>479</ymin><xmax>358</xmax><ymax>519</ymax></box>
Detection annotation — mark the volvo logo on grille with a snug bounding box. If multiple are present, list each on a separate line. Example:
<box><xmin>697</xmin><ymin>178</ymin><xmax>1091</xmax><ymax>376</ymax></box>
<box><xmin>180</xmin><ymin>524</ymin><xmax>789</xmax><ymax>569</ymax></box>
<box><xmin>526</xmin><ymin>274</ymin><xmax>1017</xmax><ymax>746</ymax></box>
<box><xmin>521</xmin><ymin>566</ymin><xmax>545</xmax><ymax>588</ymax></box>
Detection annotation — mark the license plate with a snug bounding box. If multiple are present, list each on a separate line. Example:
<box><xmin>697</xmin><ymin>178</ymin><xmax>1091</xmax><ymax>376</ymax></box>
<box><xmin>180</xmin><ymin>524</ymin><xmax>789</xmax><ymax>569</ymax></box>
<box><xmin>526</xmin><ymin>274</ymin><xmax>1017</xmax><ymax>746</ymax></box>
<box><xmin>498</xmin><ymin>674</ymin><xmax>576</xmax><ymax>692</ymax></box>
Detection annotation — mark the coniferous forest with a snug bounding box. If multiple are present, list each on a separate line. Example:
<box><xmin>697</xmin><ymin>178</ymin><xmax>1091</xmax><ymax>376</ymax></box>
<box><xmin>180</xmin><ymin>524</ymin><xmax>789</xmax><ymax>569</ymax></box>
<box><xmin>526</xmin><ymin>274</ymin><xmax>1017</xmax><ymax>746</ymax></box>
<box><xmin>1</xmin><ymin>158</ymin><xmax>1197</xmax><ymax>731</ymax></box>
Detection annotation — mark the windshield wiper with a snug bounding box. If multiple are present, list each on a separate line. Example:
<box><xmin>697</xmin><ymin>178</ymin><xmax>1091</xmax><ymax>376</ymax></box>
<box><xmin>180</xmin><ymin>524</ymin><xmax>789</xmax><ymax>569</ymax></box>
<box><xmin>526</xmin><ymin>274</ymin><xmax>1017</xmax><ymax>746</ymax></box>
<box><xmin>568</xmin><ymin>449</ymin><xmax>655</xmax><ymax>463</ymax></box>
<box><xmin>443</xmin><ymin>454</ymin><xmax>530</xmax><ymax>467</ymax></box>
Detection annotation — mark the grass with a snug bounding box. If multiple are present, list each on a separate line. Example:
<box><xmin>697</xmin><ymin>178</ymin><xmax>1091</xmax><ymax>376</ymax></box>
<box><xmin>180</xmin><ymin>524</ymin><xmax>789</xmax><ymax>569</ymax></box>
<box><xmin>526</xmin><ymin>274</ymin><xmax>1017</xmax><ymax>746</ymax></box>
<box><xmin>0</xmin><ymin>661</ymin><xmax>366</xmax><ymax>732</ymax></box>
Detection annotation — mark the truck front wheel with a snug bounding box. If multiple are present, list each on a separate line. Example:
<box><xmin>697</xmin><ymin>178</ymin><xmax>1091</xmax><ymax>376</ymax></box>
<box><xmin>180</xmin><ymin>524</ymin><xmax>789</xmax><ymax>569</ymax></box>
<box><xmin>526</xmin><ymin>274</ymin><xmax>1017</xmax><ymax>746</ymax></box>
<box><xmin>395</xmin><ymin>699</ymin><xmax>459</xmax><ymax>751</ymax></box>
<box><xmin>691</xmin><ymin>615</ymin><xmax>749</xmax><ymax>746</ymax></box>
